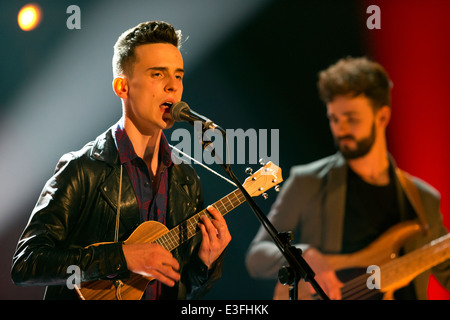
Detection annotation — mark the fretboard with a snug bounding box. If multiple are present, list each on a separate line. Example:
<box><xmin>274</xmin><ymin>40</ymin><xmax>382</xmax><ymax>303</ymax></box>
<box><xmin>153</xmin><ymin>189</ymin><xmax>245</xmax><ymax>251</ymax></box>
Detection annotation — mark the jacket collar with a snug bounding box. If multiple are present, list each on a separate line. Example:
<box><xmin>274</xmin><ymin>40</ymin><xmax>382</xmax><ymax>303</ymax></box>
<box><xmin>89</xmin><ymin>121</ymin><xmax>194</xmax><ymax>191</ymax></box>
<box><xmin>90</xmin><ymin>119</ymin><xmax>174</xmax><ymax>168</ymax></box>
<box><xmin>320</xmin><ymin>152</ymin><xmax>348</xmax><ymax>253</ymax></box>
<box><xmin>89</xmin><ymin>123</ymin><xmax>121</xmax><ymax>166</ymax></box>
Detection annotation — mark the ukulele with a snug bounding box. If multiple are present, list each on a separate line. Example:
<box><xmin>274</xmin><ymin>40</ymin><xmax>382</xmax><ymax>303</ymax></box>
<box><xmin>76</xmin><ymin>162</ymin><xmax>282</xmax><ymax>300</ymax></box>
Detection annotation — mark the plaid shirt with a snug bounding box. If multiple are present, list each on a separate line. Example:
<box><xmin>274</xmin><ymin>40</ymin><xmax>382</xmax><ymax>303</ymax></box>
<box><xmin>113</xmin><ymin>118</ymin><xmax>173</xmax><ymax>299</ymax></box>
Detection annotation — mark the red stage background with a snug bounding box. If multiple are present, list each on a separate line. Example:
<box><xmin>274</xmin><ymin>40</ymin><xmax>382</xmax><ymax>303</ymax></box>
<box><xmin>362</xmin><ymin>0</ymin><xmax>450</xmax><ymax>299</ymax></box>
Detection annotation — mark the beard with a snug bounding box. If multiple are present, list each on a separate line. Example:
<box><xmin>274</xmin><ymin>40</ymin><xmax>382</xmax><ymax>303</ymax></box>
<box><xmin>335</xmin><ymin>123</ymin><xmax>376</xmax><ymax>159</ymax></box>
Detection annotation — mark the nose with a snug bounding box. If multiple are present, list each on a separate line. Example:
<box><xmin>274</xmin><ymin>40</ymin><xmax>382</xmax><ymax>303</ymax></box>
<box><xmin>165</xmin><ymin>75</ymin><xmax>182</xmax><ymax>93</ymax></box>
<box><xmin>331</xmin><ymin>119</ymin><xmax>350</xmax><ymax>138</ymax></box>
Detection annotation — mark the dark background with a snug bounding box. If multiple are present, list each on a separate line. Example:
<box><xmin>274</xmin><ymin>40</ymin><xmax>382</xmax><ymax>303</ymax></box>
<box><xmin>1</xmin><ymin>0</ymin><xmax>448</xmax><ymax>300</ymax></box>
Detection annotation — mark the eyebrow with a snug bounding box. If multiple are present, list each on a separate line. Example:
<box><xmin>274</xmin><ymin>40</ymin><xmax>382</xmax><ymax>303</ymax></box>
<box><xmin>146</xmin><ymin>66</ymin><xmax>185</xmax><ymax>73</ymax></box>
<box><xmin>342</xmin><ymin>111</ymin><xmax>359</xmax><ymax>116</ymax></box>
<box><xmin>328</xmin><ymin>111</ymin><xmax>359</xmax><ymax>117</ymax></box>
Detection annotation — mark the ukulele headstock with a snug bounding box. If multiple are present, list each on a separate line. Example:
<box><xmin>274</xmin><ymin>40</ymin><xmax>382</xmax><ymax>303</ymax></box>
<box><xmin>242</xmin><ymin>161</ymin><xmax>282</xmax><ymax>197</ymax></box>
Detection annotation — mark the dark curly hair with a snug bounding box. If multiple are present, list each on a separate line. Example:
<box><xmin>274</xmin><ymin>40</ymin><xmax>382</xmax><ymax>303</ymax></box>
<box><xmin>317</xmin><ymin>57</ymin><xmax>392</xmax><ymax>110</ymax></box>
<box><xmin>112</xmin><ymin>21</ymin><xmax>182</xmax><ymax>77</ymax></box>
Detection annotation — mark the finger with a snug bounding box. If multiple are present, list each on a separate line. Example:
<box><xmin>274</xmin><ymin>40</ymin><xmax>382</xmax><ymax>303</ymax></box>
<box><xmin>322</xmin><ymin>272</ymin><xmax>342</xmax><ymax>300</ymax></box>
<box><xmin>330</xmin><ymin>274</ymin><xmax>343</xmax><ymax>300</ymax></box>
<box><xmin>306</xmin><ymin>274</ymin><xmax>332</xmax><ymax>299</ymax></box>
<box><xmin>200</xmin><ymin>214</ymin><xmax>219</xmax><ymax>240</ymax></box>
<box><xmin>206</xmin><ymin>206</ymin><xmax>225</xmax><ymax>222</ymax></box>
<box><xmin>198</xmin><ymin>220</ymin><xmax>211</xmax><ymax>242</ymax></box>
<box><xmin>151</xmin><ymin>260</ymin><xmax>181</xmax><ymax>284</ymax></box>
<box><xmin>163</xmin><ymin>256</ymin><xmax>180</xmax><ymax>272</ymax></box>
<box><xmin>159</xmin><ymin>263</ymin><xmax>181</xmax><ymax>280</ymax></box>
<box><xmin>204</xmin><ymin>208</ymin><xmax>231</xmax><ymax>245</ymax></box>
<box><xmin>152</xmin><ymin>244</ymin><xmax>181</xmax><ymax>271</ymax></box>
<box><xmin>209</xmin><ymin>218</ymin><xmax>229</xmax><ymax>235</ymax></box>
<box><xmin>148</xmin><ymin>268</ymin><xmax>180</xmax><ymax>287</ymax></box>
<box><xmin>201</xmin><ymin>215</ymin><xmax>229</xmax><ymax>246</ymax></box>
<box><xmin>200</xmin><ymin>216</ymin><xmax>218</xmax><ymax>245</ymax></box>
<box><xmin>204</xmin><ymin>206</ymin><xmax>228</xmax><ymax>234</ymax></box>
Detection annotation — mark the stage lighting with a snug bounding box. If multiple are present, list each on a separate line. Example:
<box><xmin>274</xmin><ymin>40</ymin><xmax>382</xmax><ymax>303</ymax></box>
<box><xmin>18</xmin><ymin>3</ymin><xmax>42</xmax><ymax>31</ymax></box>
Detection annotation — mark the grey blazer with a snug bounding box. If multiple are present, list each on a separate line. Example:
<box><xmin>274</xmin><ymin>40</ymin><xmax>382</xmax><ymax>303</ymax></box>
<box><xmin>246</xmin><ymin>152</ymin><xmax>449</xmax><ymax>299</ymax></box>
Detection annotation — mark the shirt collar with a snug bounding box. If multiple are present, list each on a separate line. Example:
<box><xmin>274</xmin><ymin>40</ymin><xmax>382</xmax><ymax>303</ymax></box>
<box><xmin>113</xmin><ymin>117</ymin><xmax>173</xmax><ymax>167</ymax></box>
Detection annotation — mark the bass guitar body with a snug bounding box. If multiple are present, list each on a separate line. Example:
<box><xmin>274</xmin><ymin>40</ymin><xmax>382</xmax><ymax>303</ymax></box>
<box><xmin>274</xmin><ymin>221</ymin><xmax>450</xmax><ymax>300</ymax></box>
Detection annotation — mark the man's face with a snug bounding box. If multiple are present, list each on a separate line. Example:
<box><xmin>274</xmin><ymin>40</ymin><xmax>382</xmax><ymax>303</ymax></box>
<box><xmin>123</xmin><ymin>43</ymin><xmax>184</xmax><ymax>134</ymax></box>
<box><xmin>326</xmin><ymin>95</ymin><xmax>378</xmax><ymax>159</ymax></box>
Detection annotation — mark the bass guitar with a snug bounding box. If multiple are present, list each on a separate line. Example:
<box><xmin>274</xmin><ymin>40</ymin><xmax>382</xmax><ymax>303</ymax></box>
<box><xmin>273</xmin><ymin>221</ymin><xmax>450</xmax><ymax>300</ymax></box>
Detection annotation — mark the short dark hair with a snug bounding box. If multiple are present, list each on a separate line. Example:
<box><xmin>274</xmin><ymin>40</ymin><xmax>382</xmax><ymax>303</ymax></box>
<box><xmin>112</xmin><ymin>21</ymin><xmax>182</xmax><ymax>77</ymax></box>
<box><xmin>317</xmin><ymin>57</ymin><xmax>392</xmax><ymax>110</ymax></box>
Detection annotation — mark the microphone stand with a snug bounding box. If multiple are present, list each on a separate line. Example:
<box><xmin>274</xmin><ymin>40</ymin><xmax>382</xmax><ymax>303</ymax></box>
<box><xmin>199</xmin><ymin>127</ymin><xmax>329</xmax><ymax>301</ymax></box>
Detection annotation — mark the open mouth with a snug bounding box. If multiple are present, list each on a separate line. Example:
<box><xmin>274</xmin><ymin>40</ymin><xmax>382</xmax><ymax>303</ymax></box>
<box><xmin>161</xmin><ymin>102</ymin><xmax>173</xmax><ymax>113</ymax></box>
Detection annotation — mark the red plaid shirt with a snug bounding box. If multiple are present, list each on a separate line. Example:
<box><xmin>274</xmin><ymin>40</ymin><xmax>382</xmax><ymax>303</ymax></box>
<box><xmin>114</xmin><ymin>118</ymin><xmax>173</xmax><ymax>299</ymax></box>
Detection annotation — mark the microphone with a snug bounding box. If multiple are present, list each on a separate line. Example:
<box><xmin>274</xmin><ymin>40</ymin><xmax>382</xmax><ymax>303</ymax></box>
<box><xmin>170</xmin><ymin>101</ymin><xmax>225</xmax><ymax>133</ymax></box>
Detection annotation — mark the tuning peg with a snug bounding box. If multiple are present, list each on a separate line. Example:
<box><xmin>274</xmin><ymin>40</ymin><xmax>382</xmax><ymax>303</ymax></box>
<box><xmin>275</xmin><ymin>185</ymin><xmax>281</xmax><ymax>192</ymax></box>
<box><xmin>262</xmin><ymin>193</ymin><xmax>269</xmax><ymax>200</ymax></box>
<box><xmin>245</xmin><ymin>167</ymin><xmax>253</xmax><ymax>175</ymax></box>
<box><xmin>259</xmin><ymin>158</ymin><xmax>266</xmax><ymax>166</ymax></box>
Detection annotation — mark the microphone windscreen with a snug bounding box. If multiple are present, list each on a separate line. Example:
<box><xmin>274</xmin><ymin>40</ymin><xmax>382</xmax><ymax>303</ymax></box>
<box><xmin>170</xmin><ymin>101</ymin><xmax>190</xmax><ymax>121</ymax></box>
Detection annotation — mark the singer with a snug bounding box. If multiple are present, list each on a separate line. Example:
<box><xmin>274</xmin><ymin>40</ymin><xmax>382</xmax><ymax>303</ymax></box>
<box><xmin>11</xmin><ymin>21</ymin><xmax>231</xmax><ymax>300</ymax></box>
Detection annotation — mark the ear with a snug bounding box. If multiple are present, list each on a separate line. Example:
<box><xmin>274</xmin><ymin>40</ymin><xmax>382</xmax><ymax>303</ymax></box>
<box><xmin>112</xmin><ymin>76</ymin><xmax>128</xmax><ymax>99</ymax></box>
<box><xmin>377</xmin><ymin>105</ymin><xmax>391</xmax><ymax>128</ymax></box>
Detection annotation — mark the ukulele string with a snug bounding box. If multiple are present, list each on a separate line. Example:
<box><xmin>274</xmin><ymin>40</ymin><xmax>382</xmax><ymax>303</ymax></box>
<box><xmin>159</xmin><ymin>189</ymin><xmax>245</xmax><ymax>251</ymax></box>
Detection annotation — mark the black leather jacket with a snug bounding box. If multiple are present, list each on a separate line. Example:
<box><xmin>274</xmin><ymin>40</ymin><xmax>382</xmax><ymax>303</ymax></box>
<box><xmin>11</xmin><ymin>125</ymin><xmax>224</xmax><ymax>299</ymax></box>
